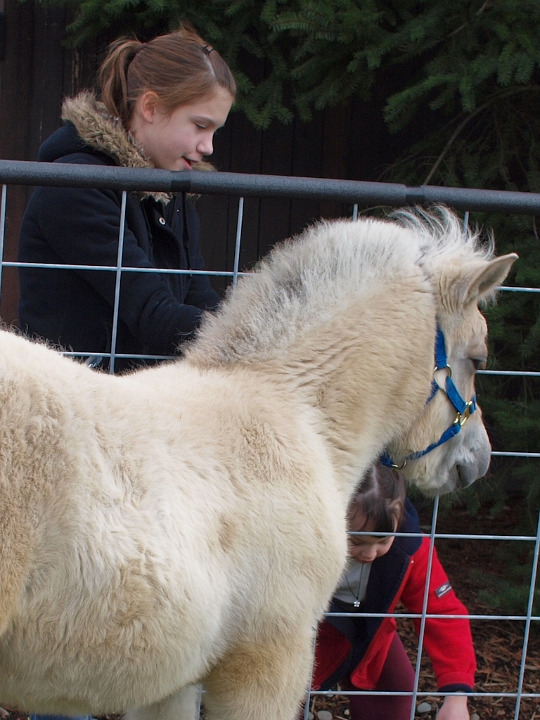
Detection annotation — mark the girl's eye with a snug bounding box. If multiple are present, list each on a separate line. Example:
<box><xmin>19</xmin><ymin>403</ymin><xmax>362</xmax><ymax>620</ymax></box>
<box><xmin>472</xmin><ymin>358</ymin><xmax>487</xmax><ymax>371</ymax></box>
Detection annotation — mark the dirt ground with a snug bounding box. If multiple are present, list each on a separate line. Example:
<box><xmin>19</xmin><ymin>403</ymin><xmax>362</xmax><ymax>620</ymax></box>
<box><xmin>1</xmin><ymin>498</ymin><xmax>538</xmax><ymax>720</ymax></box>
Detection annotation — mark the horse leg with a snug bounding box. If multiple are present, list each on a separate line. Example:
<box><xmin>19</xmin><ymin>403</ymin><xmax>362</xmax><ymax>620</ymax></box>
<box><xmin>125</xmin><ymin>684</ymin><xmax>201</xmax><ymax>720</ymax></box>
<box><xmin>203</xmin><ymin>630</ymin><xmax>314</xmax><ymax>720</ymax></box>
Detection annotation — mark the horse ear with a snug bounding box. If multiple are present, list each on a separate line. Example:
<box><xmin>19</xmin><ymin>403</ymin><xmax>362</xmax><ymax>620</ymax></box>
<box><xmin>461</xmin><ymin>253</ymin><xmax>518</xmax><ymax>306</ymax></box>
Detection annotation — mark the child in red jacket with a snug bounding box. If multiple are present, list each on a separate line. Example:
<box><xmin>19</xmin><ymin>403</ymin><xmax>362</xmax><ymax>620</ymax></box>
<box><xmin>313</xmin><ymin>464</ymin><xmax>475</xmax><ymax>720</ymax></box>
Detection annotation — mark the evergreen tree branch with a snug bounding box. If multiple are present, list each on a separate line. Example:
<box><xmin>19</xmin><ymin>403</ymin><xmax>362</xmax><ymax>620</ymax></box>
<box><xmin>423</xmin><ymin>86</ymin><xmax>540</xmax><ymax>185</ymax></box>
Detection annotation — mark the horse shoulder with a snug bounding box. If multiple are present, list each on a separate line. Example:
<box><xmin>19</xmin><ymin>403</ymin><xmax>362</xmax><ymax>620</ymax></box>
<box><xmin>0</xmin><ymin>331</ymin><xmax>95</xmax><ymax>636</ymax></box>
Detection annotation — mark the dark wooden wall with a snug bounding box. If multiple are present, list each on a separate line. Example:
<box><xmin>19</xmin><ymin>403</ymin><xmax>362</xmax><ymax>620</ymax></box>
<box><xmin>0</xmin><ymin>0</ymin><xmax>101</xmax><ymax>323</ymax></box>
<box><xmin>0</xmin><ymin>2</ymin><xmax>405</xmax><ymax>321</ymax></box>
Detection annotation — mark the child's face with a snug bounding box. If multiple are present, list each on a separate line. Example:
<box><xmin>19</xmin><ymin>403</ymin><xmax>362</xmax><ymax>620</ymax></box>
<box><xmin>347</xmin><ymin>511</ymin><xmax>395</xmax><ymax>564</ymax></box>
<box><xmin>132</xmin><ymin>86</ymin><xmax>233</xmax><ymax>171</ymax></box>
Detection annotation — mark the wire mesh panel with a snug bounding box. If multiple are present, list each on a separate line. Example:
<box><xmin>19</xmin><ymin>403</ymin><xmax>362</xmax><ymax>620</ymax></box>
<box><xmin>0</xmin><ymin>162</ymin><xmax>538</xmax><ymax>720</ymax></box>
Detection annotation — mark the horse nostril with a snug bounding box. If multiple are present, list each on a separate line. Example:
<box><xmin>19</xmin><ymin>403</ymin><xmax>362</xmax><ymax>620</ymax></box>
<box><xmin>456</xmin><ymin>462</ymin><xmax>482</xmax><ymax>488</ymax></box>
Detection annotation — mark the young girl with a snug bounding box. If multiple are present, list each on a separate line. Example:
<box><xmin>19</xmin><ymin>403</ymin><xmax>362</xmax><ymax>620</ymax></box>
<box><xmin>18</xmin><ymin>26</ymin><xmax>235</xmax><ymax>372</ymax></box>
<box><xmin>20</xmin><ymin>25</ymin><xmax>234</xmax><ymax>720</ymax></box>
<box><xmin>313</xmin><ymin>464</ymin><xmax>475</xmax><ymax>720</ymax></box>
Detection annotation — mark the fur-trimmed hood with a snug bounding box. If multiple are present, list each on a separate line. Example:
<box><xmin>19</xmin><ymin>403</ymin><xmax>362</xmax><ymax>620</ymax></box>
<box><xmin>61</xmin><ymin>92</ymin><xmax>155</xmax><ymax>172</ymax></box>
<box><xmin>38</xmin><ymin>92</ymin><xmax>214</xmax><ymax>203</ymax></box>
<box><xmin>59</xmin><ymin>91</ymin><xmax>169</xmax><ymax>203</ymax></box>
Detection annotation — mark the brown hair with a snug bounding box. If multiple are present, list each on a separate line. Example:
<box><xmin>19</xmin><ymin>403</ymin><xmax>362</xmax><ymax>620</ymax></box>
<box><xmin>98</xmin><ymin>25</ymin><xmax>236</xmax><ymax>128</ymax></box>
<box><xmin>348</xmin><ymin>463</ymin><xmax>407</xmax><ymax>534</ymax></box>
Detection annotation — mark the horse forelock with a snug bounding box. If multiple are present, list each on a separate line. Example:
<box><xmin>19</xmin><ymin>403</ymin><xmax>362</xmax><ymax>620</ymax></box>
<box><xmin>186</xmin><ymin>207</ymin><xmax>490</xmax><ymax>367</ymax></box>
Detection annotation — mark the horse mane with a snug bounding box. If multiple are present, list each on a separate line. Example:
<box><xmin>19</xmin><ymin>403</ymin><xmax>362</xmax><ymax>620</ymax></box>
<box><xmin>185</xmin><ymin>206</ymin><xmax>494</xmax><ymax>368</ymax></box>
<box><xmin>391</xmin><ymin>206</ymin><xmax>494</xmax><ymax>280</ymax></box>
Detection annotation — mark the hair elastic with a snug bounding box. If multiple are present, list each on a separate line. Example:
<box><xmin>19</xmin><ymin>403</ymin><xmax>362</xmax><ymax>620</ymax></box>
<box><xmin>201</xmin><ymin>44</ymin><xmax>214</xmax><ymax>55</ymax></box>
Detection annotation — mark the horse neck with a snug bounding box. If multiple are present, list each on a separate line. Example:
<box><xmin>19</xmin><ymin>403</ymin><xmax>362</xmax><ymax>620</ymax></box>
<box><xmin>264</xmin><ymin>286</ymin><xmax>437</xmax><ymax>497</ymax></box>
<box><xmin>187</xmin><ymin>268</ymin><xmax>437</xmax><ymax>499</ymax></box>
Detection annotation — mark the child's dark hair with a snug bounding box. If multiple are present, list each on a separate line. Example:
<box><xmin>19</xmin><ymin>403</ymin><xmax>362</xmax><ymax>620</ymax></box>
<box><xmin>348</xmin><ymin>463</ymin><xmax>406</xmax><ymax>533</ymax></box>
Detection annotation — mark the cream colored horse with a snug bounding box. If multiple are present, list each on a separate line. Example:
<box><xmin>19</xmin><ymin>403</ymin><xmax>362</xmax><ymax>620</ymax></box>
<box><xmin>0</xmin><ymin>207</ymin><xmax>515</xmax><ymax>720</ymax></box>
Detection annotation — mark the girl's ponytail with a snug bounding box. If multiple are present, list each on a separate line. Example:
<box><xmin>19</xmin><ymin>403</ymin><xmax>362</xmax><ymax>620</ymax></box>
<box><xmin>98</xmin><ymin>37</ymin><xmax>144</xmax><ymax>127</ymax></box>
<box><xmin>98</xmin><ymin>38</ymin><xmax>144</xmax><ymax>125</ymax></box>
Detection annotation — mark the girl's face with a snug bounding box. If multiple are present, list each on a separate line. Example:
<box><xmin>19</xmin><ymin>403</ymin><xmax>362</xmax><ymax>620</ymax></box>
<box><xmin>131</xmin><ymin>86</ymin><xmax>233</xmax><ymax>171</ymax></box>
<box><xmin>347</xmin><ymin>511</ymin><xmax>396</xmax><ymax>564</ymax></box>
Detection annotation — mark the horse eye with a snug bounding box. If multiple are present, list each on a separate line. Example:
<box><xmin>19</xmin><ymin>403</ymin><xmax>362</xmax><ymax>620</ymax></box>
<box><xmin>472</xmin><ymin>358</ymin><xmax>486</xmax><ymax>371</ymax></box>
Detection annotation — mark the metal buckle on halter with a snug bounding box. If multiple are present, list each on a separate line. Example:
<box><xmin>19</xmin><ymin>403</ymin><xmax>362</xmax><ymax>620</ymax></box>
<box><xmin>433</xmin><ymin>364</ymin><xmax>451</xmax><ymax>390</ymax></box>
<box><xmin>454</xmin><ymin>400</ymin><xmax>474</xmax><ymax>427</ymax></box>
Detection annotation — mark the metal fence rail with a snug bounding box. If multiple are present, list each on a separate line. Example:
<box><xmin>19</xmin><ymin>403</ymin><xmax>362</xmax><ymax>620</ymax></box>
<box><xmin>0</xmin><ymin>161</ymin><xmax>538</xmax><ymax>720</ymax></box>
<box><xmin>2</xmin><ymin>159</ymin><xmax>540</xmax><ymax>213</ymax></box>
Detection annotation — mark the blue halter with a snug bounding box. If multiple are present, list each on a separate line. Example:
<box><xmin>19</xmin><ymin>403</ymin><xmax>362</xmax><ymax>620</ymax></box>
<box><xmin>381</xmin><ymin>326</ymin><xmax>477</xmax><ymax>469</ymax></box>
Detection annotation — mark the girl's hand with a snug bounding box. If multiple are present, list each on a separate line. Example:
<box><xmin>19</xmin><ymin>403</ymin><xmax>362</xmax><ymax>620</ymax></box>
<box><xmin>435</xmin><ymin>694</ymin><xmax>470</xmax><ymax>720</ymax></box>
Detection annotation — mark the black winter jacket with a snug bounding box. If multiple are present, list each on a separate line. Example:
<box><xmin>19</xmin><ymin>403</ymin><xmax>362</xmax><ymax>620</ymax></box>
<box><xmin>18</xmin><ymin>93</ymin><xmax>220</xmax><ymax>372</ymax></box>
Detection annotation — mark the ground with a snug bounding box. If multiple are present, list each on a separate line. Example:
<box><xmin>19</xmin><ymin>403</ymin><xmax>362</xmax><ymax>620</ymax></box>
<box><xmin>1</xmin><ymin>499</ymin><xmax>538</xmax><ymax>720</ymax></box>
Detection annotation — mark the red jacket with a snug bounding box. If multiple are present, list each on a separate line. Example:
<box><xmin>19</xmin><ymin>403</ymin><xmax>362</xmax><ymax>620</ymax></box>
<box><xmin>312</xmin><ymin>501</ymin><xmax>476</xmax><ymax>692</ymax></box>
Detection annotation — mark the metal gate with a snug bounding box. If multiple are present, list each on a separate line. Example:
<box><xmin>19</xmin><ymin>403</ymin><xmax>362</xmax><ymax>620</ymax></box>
<box><xmin>1</xmin><ymin>160</ymin><xmax>538</xmax><ymax>720</ymax></box>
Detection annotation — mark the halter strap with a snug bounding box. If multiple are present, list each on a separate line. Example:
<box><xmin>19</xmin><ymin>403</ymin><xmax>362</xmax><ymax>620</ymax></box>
<box><xmin>381</xmin><ymin>326</ymin><xmax>477</xmax><ymax>469</ymax></box>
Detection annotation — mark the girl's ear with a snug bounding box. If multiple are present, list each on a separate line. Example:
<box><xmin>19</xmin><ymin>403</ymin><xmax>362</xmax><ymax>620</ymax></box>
<box><xmin>138</xmin><ymin>91</ymin><xmax>161</xmax><ymax>123</ymax></box>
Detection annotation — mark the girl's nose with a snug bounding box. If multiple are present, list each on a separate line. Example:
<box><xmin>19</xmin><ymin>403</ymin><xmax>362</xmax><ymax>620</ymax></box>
<box><xmin>197</xmin><ymin>133</ymin><xmax>214</xmax><ymax>156</ymax></box>
<box><xmin>359</xmin><ymin>547</ymin><xmax>377</xmax><ymax>562</ymax></box>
